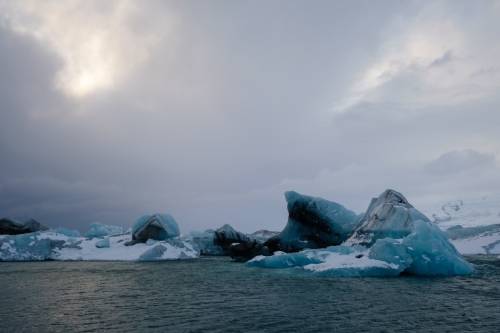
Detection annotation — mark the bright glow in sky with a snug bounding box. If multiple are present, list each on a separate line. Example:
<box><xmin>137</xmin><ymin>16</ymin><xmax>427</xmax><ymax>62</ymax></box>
<box><xmin>1</xmin><ymin>0</ymin><xmax>164</xmax><ymax>97</ymax></box>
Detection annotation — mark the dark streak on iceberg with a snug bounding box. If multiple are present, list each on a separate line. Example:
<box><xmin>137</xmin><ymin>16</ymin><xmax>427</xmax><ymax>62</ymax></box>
<box><xmin>265</xmin><ymin>191</ymin><xmax>361</xmax><ymax>253</ymax></box>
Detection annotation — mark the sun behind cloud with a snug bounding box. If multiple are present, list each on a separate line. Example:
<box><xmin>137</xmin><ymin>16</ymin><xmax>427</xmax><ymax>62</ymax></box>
<box><xmin>0</xmin><ymin>0</ymin><xmax>168</xmax><ymax>98</ymax></box>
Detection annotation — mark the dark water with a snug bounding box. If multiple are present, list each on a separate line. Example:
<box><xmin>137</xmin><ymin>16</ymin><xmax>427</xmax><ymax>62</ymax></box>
<box><xmin>1</xmin><ymin>256</ymin><xmax>499</xmax><ymax>333</ymax></box>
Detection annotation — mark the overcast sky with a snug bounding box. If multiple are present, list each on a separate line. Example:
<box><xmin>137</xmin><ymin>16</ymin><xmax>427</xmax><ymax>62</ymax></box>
<box><xmin>1</xmin><ymin>0</ymin><xmax>500</xmax><ymax>233</ymax></box>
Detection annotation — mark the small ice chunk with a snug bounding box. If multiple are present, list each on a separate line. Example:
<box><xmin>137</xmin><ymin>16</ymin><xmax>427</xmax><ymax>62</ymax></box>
<box><xmin>95</xmin><ymin>238</ymin><xmax>110</xmax><ymax>248</ymax></box>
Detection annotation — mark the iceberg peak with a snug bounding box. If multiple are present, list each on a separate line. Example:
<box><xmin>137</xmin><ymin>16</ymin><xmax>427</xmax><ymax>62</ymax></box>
<box><xmin>345</xmin><ymin>189</ymin><xmax>424</xmax><ymax>247</ymax></box>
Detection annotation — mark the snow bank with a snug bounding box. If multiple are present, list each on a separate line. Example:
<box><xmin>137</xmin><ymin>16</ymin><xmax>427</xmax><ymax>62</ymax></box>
<box><xmin>431</xmin><ymin>196</ymin><xmax>500</xmax><ymax>255</ymax></box>
<box><xmin>1</xmin><ymin>231</ymin><xmax>197</xmax><ymax>262</ymax></box>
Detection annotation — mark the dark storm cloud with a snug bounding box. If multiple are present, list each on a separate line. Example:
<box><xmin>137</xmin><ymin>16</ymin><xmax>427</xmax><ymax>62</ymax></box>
<box><xmin>1</xmin><ymin>0</ymin><xmax>500</xmax><ymax>232</ymax></box>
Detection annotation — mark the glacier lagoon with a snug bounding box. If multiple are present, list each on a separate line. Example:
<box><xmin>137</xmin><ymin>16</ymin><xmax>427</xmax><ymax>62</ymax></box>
<box><xmin>1</xmin><ymin>256</ymin><xmax>499</xmax><ymax>333</ymax></box>
<box><xmin>1</xmin><ymin>190</ymin><xmax>500</xmax><ymax>332</ymax></box>
<box><xmin>1</xmin><ymin>189</ymin><xmax>496</xmax><ymax>278</ymax></box>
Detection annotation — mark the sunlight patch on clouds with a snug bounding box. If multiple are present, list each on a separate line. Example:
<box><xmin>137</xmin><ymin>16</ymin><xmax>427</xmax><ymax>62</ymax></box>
<box><xmin>0</xmin><ymin>0</ymin><xmax>168</xmax><ymax>98</ymax></box>
<box><xmin>334</xmin><ymin>3</ymin><xmax>500</xmax><ymax>113</ymax></box>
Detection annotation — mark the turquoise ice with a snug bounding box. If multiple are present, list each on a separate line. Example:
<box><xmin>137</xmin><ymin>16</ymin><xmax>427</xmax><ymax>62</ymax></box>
<box><xmin>85</xmin><ymin>223</ymin><xmax>124</xmax><ymax>239</ymax></box>
<box><xmin>249</xmin><ymin>190</ymin><xmax>473</xmax><ymax>277</ymax></box>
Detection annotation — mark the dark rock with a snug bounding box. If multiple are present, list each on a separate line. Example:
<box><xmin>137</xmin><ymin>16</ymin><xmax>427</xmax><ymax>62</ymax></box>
<box><xmin>229</xmin><ymin>240</ymin><xmax>271</xmax><ymax>262</ymax></box>
<box><xmin>0</xmin><ymin>218</ymin><xmax>48</xmax><ymax>235</ymax></box>
<box><xmin>213</xmin><ymin>224</ymin><xmax>252</xmax><ymax>255</ymax></box>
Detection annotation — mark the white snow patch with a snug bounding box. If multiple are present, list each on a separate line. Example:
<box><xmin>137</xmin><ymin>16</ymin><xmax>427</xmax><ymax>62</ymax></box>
<box><xmin>303</xmin><ymin>251</ymin><xmax>397</xmax><ymax>273</ymax></box>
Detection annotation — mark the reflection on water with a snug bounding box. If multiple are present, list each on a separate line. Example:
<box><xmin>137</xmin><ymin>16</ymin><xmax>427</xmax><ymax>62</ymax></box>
<box><xmin>1</xmin><ymin>256</ymin><xmax>499</xmax><ymax>332</ymax></box>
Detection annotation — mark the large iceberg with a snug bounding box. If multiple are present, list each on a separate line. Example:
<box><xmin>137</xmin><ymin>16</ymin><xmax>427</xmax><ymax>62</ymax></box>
<box><xmin>248</xmin><ymin>189</ymin><xmax>473</xmax><ymax>276</ymax></box>
<box><xmin>264</xmin><ymin>191</ymin><xmax>360</xmax><ymax>253</ymax></box>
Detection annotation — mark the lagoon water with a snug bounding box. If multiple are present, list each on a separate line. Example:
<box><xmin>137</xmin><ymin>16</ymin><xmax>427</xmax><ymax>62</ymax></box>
<box><xmin>1</xmin><ymin>256</ymin><xmax>499</xmax><ymax>332</ymax></box>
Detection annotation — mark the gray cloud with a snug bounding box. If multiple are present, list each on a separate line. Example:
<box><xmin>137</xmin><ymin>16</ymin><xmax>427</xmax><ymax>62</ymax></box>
<box><xmin>429</xmin><ymin>50</ymin><xmax>454</xmax><ymax>67</ymax></box>
<box><xmin>0</xmin><ymin>1</ymin><xmax>499</xmax><ymax>233</ymax></box>
<box><xmin>425</xmin><ymin>150</ymin><xmax>496</xmax><ymax>175</ymax></box>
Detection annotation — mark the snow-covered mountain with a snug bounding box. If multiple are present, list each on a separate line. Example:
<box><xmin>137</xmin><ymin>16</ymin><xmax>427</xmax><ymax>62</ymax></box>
<box><xmin>431</xmin><ymin>196</ymin><xmax>500</xmax><ymax>255</ymax></box>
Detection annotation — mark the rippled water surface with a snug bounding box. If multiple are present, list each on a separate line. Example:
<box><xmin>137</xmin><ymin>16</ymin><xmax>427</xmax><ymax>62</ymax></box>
<box><xmin>1</xmin><ymin>256</ymin><xmax>499</xmax><ymax>332</ymax></box>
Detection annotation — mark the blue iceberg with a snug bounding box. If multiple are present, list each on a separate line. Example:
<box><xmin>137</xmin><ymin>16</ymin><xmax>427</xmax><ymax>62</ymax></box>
<box><xmin>265</xmin><ymin>191</ymin><xmax>361</xmax><ymax>252</ymax></box>
<box><xmin>248</xmin><ymin>189</ymin><xmax>473</xmax><ymax>277</ymax></box>
<box><xmin>248</xmin><ymin>245</ymin><xmax>403</xmax><ymax>277</ymax></box>
<box><xmin>138</xmin><ymin>240</ymin><xmax>197</xmax><ymax>261</ymax></box>
<box><xmin>0</xmin><ymin>232</ymin><xmax>63</xmax><ymax>261</ymax></box>
<box><xmin>398</xmin><ymin>220</ymin><xmax>473</xmax><ymax>275</ymax></box>
<box><xmin>138</xmin><ymin>244</ymin><xmax>168</xmax><ymax>261</ymax></box>
<box><xmin>95</xmin><ymin>238</ymin><xmax>110</xmax><ymax>248</ymax></box>
<box><xmin>131</xmin><ymin>213</ymin><xmax>180</xmax><ymax>243</ymax></box>
<box><xmin>186</xmin><ymin>229</ymin><xmax>224</xmax><ymax>256</ymax></box>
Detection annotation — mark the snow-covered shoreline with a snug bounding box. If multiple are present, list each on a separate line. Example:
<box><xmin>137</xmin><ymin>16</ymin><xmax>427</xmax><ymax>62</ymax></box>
<box><xmin>2</xmin><ymin>192</ymin><xmax>500</xmax><ymax>278</ymax></box>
